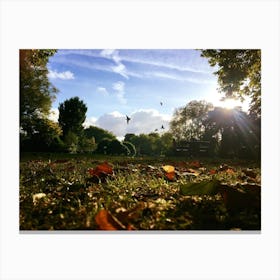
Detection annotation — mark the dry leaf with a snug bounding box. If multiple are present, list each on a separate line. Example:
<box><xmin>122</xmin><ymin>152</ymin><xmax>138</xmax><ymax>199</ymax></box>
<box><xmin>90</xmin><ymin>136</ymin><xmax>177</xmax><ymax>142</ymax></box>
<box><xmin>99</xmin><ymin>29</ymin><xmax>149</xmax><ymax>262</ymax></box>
<box><xmin>95</xmin><ymin>209</ymin><xmax>125</xmax><ymax>230</ymax></box>
<box><xmin>162</xmin><ymin>165</ymin><xmax>175</xmax><ymax>173</ymax></box>
<box><xmin>189</xmin><ymin>161</ymin><xmax>201</xmax><ymax>168</ymax></box>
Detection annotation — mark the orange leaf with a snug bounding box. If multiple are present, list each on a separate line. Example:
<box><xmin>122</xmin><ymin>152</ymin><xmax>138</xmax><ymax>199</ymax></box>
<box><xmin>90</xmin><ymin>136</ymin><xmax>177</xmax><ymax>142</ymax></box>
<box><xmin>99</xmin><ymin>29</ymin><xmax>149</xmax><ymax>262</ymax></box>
<box><xmin>96</xmin><ymin>162</ymin><xmax>113</xmax><ymax>174</ymax></box>
<box><xmin>88</xmin><ymin>162</ymin><xmax>113</xmax><ymax>177</ymax></box>
<box><xmin>95</xmin><ymin>209</ymin><xmax>125</xmax><ymax>230</ymax></box>
<box><xmin>226</xmin><ymin>168</ymin><xmax>235</xmax><ymax>174</ymax></box>
<box><xmin>209</xmin><ymin>169</ymin><xmax>217</xmax><ymax>175</ymax></box>
<box><xmin>165</xmin><ymin>171</ymin><xmax>175</xmax><ymax>181</ymax></box>
<box><xmin>189</xmin><ymin>161</ymin><xmax>201</xmax><ymax>168</ymax></box>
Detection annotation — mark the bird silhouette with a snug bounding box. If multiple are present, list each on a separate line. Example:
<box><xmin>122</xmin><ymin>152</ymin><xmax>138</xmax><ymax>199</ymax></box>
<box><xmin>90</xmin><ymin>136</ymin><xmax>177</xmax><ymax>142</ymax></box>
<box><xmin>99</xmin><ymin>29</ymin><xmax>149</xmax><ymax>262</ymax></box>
<box><xmin>126</xmin><ymin>115</ymin><xmax>131</xmax><ymax>124</ymax></box>
<box><xmin>161</xmin><ymin>125</ymin><xmax>165</xmax><ymax>129</ymax></box>
<box><xmin>160</xmin><ymin>102</ymin><xmax>163</xmax><ymax>106</ymax></box>
<box><xmin>155</xmin><ymin>128</ymin><xmax>158</xmax><ymax>132</ymax></box>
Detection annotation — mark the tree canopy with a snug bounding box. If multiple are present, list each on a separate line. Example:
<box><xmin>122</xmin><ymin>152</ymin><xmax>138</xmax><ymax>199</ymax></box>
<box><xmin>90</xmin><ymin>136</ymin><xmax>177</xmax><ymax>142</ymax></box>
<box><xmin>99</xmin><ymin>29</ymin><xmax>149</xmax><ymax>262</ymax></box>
<box><xmin>84</xmin><ymin>126</ymin><xmax>116</xmax><ymax>144</ymax></box>
<box><xmin>170</xmin><ymin>100</ymin><xmax>213</xmax><ymax>141</ymax></box>
<box><xmin>200</xmin><ymin>49</ymin><xmax>261</xmax><ymax>118</ymax></box>
<box><xmin>58</xmin><ymin>97</ymin><xmax>87</xmax><ymax>137</ymax></box>
<box><xmin>20</xmin><ymin>49</ymin><xmax>58</xmax><ymax>136</ymax></box>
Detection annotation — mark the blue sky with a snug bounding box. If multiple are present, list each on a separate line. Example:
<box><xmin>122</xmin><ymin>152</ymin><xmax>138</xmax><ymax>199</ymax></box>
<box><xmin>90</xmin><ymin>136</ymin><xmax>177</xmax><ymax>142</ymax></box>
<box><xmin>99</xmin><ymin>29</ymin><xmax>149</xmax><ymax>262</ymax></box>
<box><xmin>47</xmin><ymin>49</ymin><xmax>247</xmax><ymax>138</ymax></box>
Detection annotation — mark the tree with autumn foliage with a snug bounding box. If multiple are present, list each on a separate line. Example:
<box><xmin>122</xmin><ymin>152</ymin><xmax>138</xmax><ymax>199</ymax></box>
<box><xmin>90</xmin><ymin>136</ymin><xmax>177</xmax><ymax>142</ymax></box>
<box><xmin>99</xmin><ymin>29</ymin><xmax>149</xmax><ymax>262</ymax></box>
<box><xmin>200</xmin><ymin>49</ymin><xmax>261</xmax><ymax>118</ymax></box>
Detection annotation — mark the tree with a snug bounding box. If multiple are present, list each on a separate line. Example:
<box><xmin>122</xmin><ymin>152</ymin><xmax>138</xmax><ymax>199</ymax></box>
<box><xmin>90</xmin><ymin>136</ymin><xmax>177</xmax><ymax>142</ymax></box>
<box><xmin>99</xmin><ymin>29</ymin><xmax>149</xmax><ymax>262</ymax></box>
<box><xmin>78</xmin><ymin>136</ymin><xmax>97</xmax><ymax>153</ymax></box>
<box><xmin>20</xmin><ymin>117</ymin><xmax>62</xmax><ymax>152</ymax></box>
<box><xmin>204</xmin><ymin>106</ymin><xmax>260</xmax><ymax>158</ymax></box>
<box><xmin>84</xmin><ymin>126</ymin><xmax>116</xmax><ymax>144</ymax></box>
<box><xmin>64</xmin><ymin>131</ymin><xmax>79</xmax><ymax>153</ymax></box>
<box><xmin>20</xmin><ymin>49</ymin><xmax>58</xmax><ymax>138</ymax></box>
<box><xmin>170</xmin><ymin>100</ymin><xmax>213</xmax><ymax>141</ymax></box>
<box><xmin>58</xmin><ymin>97</ymin><xmax>87</xmax><ymax>137</ymax></box>
<box><xmin>201</xmin><ymin>49</ymin><xmax>261</xmax><ymax>118</ymax></box>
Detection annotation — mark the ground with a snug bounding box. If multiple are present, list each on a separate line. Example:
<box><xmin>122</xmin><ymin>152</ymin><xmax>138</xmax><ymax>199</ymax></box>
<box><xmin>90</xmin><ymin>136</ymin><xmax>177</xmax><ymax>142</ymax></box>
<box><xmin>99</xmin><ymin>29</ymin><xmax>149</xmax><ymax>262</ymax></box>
<box><xmin>20</xmin><ymin>153</ymin><xmax>261</xmax><ymax>231</ymax></box>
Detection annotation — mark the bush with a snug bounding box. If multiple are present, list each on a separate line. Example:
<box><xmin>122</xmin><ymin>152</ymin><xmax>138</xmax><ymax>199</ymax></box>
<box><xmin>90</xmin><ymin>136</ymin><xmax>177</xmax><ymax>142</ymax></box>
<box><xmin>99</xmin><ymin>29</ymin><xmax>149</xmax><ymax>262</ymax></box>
<box><xmin>122</xmin><ymin>141</ymin><xmax>136</xmax><ymax>157</ymax></box>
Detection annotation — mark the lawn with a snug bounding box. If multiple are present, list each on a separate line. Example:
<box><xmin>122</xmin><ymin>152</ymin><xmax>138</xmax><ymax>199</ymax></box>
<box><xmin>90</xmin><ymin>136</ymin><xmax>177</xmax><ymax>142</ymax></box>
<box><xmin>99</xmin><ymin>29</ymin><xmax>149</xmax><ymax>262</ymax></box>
<box><xmin>20</xmin><ymin>153</ymin><xmax>261</xmax><ymax>231</ymax></box>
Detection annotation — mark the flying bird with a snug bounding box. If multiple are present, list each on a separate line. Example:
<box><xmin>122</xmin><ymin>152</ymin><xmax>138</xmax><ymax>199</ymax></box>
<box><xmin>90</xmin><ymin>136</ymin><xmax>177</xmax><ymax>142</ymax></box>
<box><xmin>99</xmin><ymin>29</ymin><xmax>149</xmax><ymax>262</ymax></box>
<box><xmin>161</xmin><ymin>125</ymin><xmax>165</xmax><ymax>129</ymax></box>
<box><xmin>126</xmin><ymin>115</ymin><xmax>131</xmax><ymax>124</ymax></box>
<box><xmin>160</xmin><ymin>102</ymin><xmax>163</xmax><ymax>106</ymax></box>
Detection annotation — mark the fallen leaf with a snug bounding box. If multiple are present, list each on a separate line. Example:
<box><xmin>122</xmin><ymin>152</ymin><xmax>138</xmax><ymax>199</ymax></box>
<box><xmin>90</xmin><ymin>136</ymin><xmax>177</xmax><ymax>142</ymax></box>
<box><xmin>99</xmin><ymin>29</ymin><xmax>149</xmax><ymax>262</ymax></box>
<box><xmin>162</xmin><ymin>165</ymin><xmax>176</xmax><ymax>181</ymax></box>
<box><xmin>209</xmin><ymin>169</ymin><xmax>217</xmax><ymax>175</ymax></box>
<box><xmin>219</xmin><ymin>185</ymin><xmax>260</xmax><ymax>212</ymax></box>
<box><xmin>165</xmin><ymin>171</ymin><xmax>176</xmax><ymax>181</ymax></box>
<box><xmin>95</xmin><ymin>209</ymin><xmax>125</xmax><ymax>230</ymax></box>
<box><xmin>88</xmin><ymin>162</ymin><xmax>113</xmax><ymax>179</ymax></box>
<box><xmin>180</xmin><ymin>179</ymin><xmax>220</xmax><ymax>195</ymax></box>
<box><xmin>226</xmin><ymin>168</ymin><xmax>235</xmax><ymax>174</ymax></box>
<box><xmin>32</xmin><ymin>193</ymin><xmax>47</xmax><ymax>204</ymax></box>
<box><xmin>162</xmin><ymin>165</ymin><xmax>175</xmax><ymax>173</ymax></box>
<box><xmin>189</xmin><ymin>161</ymin><xmax>201</xmax><ymax>168</ymax></box>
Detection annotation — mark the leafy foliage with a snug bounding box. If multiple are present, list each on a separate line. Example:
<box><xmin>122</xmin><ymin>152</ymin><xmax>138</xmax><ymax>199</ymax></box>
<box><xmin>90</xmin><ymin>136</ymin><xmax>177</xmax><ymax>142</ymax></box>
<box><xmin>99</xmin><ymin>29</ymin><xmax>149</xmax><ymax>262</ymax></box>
<box><xmin>84</xmin><ymin>126</ymin><xmax>116</xmax><ymax>144</ymax></box>
<box><xmin>201</xmin><ymin>49</ymin><xmax>261</xmax><ymax>118</ymax></box>
<box><xmin>170</xmin><ymin>100</ymin><xmax>214</xmax><ymax>141</ymax></box>
<box><xmin>58</xmin><ymin>97</ymin><xmax>87</xmax><ymax>137</ymax></box>
<box><xmin>20</xmin><ymin>49</ymin><xmax>58</xmax><ymax>148</ymax></box>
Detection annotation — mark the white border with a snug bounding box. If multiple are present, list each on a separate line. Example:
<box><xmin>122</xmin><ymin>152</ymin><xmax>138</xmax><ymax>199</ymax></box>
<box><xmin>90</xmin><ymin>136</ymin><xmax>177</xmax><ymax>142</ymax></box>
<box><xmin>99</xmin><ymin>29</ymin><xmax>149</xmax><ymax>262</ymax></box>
<box><xmin>1</xmin><ymin>1</ymin><xmax>279</xmax><ymax>279</ymax></box>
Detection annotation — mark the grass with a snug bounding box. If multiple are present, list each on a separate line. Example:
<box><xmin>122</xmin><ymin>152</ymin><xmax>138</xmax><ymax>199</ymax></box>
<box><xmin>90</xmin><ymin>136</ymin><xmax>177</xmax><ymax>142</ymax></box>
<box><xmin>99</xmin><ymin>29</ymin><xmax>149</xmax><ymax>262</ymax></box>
<box><xmin>20</xmin><ymin>153</ymin><xmax>261</xmax><ymax>231</ymax></box>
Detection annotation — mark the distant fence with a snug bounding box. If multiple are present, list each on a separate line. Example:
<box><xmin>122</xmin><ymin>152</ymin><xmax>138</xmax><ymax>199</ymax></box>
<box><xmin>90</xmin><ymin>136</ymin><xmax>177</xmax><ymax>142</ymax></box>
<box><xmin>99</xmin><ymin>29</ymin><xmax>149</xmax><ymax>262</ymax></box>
<box><xmin>173</xmin><ymin>141</ymin><xmax>210</xmax><ymax>157</ymax></box>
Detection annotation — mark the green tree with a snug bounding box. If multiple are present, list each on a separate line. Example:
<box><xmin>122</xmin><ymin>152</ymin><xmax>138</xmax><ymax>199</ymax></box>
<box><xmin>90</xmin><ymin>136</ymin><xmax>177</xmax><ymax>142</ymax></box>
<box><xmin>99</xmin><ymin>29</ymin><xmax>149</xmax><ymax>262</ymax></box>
<box><xmin>170</xmin><ymin>100</ymin><xmax>213</xmax><ymax>141</ymax></box>
<box><xmin>78</xmin><ymin>136</ymin><xmax>97</xmax><ymax>153</ymax></box>
<box><xmin>201</xmin><ymin>49</ymin><xmax>261</xmax><ymax>118</ymax></box>
<box><xmin>20</xmin><ymin>117</ymin><xmax>62</xmax><ymax>152</ymax></box>
<box><xmin>58</xmin><ymin>97</ymin><xmax>87</xmax><ymax>137</ymax></box>
<box><xmin>122</xmin><ymin>141</ymin><xmax>136</xmax><ymax>157</ymax></box>
<box><xmin>64</xmin><ymin>131</ymin><xmax>79</xmax><ymax>153</ymax></box>
<box><xmin>84</xmin><ymin>126</ymin><xmax>116</xmax><ymax>144</ymax></box>
<box><xmin>158</xmin><ymin>132</ymin><xmax>174</xmax><ymax>156</ymax></box>
<box><xmin>20</xmin><ymin>49</ymin><xmax>58</xmax><ymax>138</ymax></box>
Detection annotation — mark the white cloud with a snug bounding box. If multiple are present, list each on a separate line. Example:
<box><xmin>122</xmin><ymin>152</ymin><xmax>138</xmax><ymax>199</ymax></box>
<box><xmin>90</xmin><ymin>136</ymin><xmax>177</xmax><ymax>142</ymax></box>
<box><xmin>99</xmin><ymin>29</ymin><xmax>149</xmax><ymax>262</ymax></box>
<box><xmin>100</xmin><ymin>49</ymin><xmax>129</xmax><ymax>79</ymax></box>
<box><xmin>112</xmin><ymin>63</ymin><xmax>129</xmax><ymax>79</ymax></box>
<box><xmin>96</xmin><ymin>87</ymin><xmax>109</xmax><ymax>95</ymax></box>
<box><xmin>48</xmin><ymin>108</ymin><xmax>59</xmax><ymax>122</ymax></box>
<box><xmin>83</xmin><ymin>117</ymin><xmax>97</xmax><ymax>128</ymax></box>
<box><xmin>112</xmin><ymin>81</ymin><xmax>124</xmax><ymax>92</ymax></box>
<box><xmin>93</xmin><ymin>109</ymin><xmax>171</xmax><ymax>138</ymax></box>
<box><xmin>112</xmin><ymin>81</ymin><xmax>126</xmax><ymax>104</ymax></box>
<box><xmin>100</xmin><ymin>49</ymin><xmax>116</xmax><ymax>58</ymax></box>
<box><xmin>48</xmin><ymin>69</ymin><xmax>75</xmax><ymax>80</ymax></box>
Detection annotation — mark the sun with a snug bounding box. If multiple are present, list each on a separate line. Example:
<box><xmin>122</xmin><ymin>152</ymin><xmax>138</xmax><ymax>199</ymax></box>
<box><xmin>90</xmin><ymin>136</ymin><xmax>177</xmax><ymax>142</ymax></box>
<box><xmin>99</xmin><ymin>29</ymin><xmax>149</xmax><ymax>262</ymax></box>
<box><xmin>221</xmin><ymin>98</ymin><xmax>241</xmax><ymax>109</ymax></box>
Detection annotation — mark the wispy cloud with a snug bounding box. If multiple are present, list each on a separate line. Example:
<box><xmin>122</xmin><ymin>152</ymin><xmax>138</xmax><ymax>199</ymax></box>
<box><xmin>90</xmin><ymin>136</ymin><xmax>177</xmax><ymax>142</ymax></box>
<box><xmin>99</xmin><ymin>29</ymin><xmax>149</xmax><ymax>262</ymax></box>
<box><xmin>112</xmin><ymin>81</ymin><xmax>126</xmax><ymax>104</ymax></box>
<box><xmin>96</xmin><ymin>87</ymin><xmax>109</xmax><ymax>95</ymax></box>
<box><xmin>100</xmin><ymin>49</ymin><xmax>129</xmax><ymax>79</ymax></box>
<box><xmin>121</xmin><ymin>55</ymin><xmax>211</xmax><ymax>74</ymax></box>
<box><xmin>148</xmin><ymin>71</ymin><xmax>215</xmax><ymax>84</ymax></box>
<box><xmin>48</xmin><ymin>69</ymin><xmax>75</xmax><ymax>80</ymax></box>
